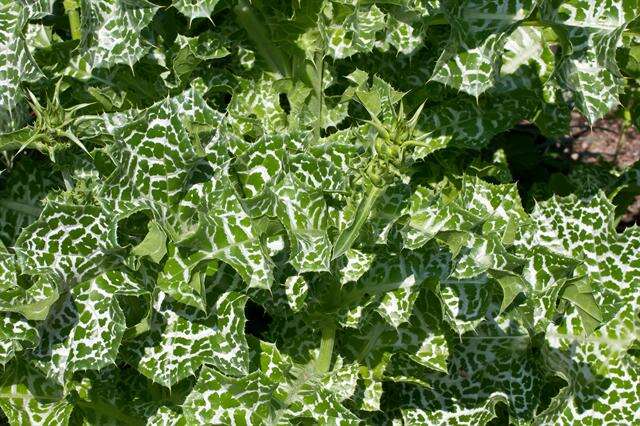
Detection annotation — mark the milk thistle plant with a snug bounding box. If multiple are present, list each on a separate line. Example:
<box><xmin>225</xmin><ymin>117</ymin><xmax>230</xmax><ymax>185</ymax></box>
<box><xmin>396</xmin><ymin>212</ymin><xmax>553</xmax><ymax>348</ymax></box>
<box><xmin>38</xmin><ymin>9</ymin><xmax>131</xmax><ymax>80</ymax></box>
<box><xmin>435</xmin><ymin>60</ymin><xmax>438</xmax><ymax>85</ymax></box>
<box><xmin>0</xmin><ymin>0</ymin><xmax>639</xmax><ymax>424</ymax></box>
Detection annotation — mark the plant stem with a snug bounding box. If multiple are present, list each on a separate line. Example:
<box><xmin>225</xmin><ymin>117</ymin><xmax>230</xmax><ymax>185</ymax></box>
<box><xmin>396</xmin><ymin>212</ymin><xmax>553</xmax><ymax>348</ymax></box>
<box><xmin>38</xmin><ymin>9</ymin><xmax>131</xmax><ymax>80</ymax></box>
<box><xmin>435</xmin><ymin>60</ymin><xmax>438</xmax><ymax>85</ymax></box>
<box><xmin>63</xmin><ymin>0</ymin><xmax>81</xmax><ymax>40</ymax></box>
<box><xmin>234</xmin><ymin>0</ymin><xmax>290</xmax><ymax>77</ymax></box>
<box><xmin>423</xmin><ymin>14</ymin><xmax>639</xmax><ymax>38</ymax></box>
<box><xmin>316</xmin><ymin>325</ymin><xmax>336</xmax><ymax>374</ymax></box>
<box><xmin>521</xmin><ymin>19</ymin><xmax>546</xmax><ymax>27</ymax></box>
<box><xmin>423</xmin><ymin>15</ymin><xmax>448</xmax><ymax>26</ymax></box>
<box><xmin>331</xmin><ymin>184</ymin><xmax>383</xmax><ymax>260</ymax></box>
<box><xmin>0</xmin><ymin>199</ymin><xmax>42</xmax><ymax>217</ymax></box>
<box><xmin>614</xmin><ymin>121</ymin><xmax>628</xmax><ymax>164</ymax></box>
<box><xmin>75</xmin><ymin>399</ymin><xmax>145</xmax><ymax>426</ymax></box>
<box><xmin>313</xmin><ymin>51</ymin><xmax>324</xmax><ymax>144</ymax></box>
<box><xmin>123</xmin><ymin>316</ymin><xmax>151</xmax><ymax>341</ymax></box>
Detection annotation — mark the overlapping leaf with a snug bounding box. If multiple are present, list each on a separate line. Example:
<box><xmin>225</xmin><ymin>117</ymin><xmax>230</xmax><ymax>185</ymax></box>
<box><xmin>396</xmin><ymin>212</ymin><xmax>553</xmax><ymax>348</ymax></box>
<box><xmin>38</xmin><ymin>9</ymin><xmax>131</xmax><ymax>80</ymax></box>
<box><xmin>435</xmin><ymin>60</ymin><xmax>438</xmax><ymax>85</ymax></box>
<box><xmin>0</xmin><ymin>361</ymin><xmax>73</xmax><ymax>426</ymax></box>
<box><xmin>515</xmin><ymin>192</ymin><xmax>640</xmax><ymax>423</ymax></box>
<box><xmin>75</xmin><ymin>0</ymin><xmax>159</xmax><ymax>71</ymax></box>
<box><xmin>541</xmin><ymin>0</ymin><xmax>640</xmax><ymax>122</ymax></box>
<box><xmin>15</xmin><ymin>202</ymin><xmax>117</xmax><ymax>284</ymax></box>
<box><xmin>431</xmin><ymin>0</ymin><xmax>539</xmax><ymax>98</ymax></box>
<box><xmin>0</xmin><ymin>157</ymin><xmax>62</xmax><ymax>246</ymax></box>
<box><xmin>31</xmin><ymin>270</ymin><xmax>147</xmax><ymax>383</ymax></box>
<box><xmin>0</xmin><ymin>0</ymin><xmax>44</xmax><ymax>132</ymax></box>
<box><xmin>0</xmin><ymin>1</ymin><xmax>638</xmax><ymax>424</ymax></box>
<box><xmin>124</xmin><ymin>290</ymin><xmax>249</xmax><ymax>387</ymax></box>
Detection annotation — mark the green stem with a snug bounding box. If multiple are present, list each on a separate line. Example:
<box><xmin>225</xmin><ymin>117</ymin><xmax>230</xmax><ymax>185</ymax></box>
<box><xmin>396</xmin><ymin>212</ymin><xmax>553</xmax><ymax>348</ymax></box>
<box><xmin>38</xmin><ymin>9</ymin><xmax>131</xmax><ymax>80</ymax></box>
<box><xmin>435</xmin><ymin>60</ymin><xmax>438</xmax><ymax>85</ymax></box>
<box><xmin>521</xmin><ymin>18</ymin><xmax>546</xmax><ymax>27</ymax></box>
<box><xmin>76</xmin><ymin>399</ymin><xmax>145</xmax><ymax>426</ymax></box>
<box><xmin>234</xmin><ymin>0</ymin><xmax>290</xmax><ymax>77</ymax></box>
<box><xmin>615</xmin><ymin>100</ymin><xmax>634</xmax><ymax>163</ymax></box>
<box><xmin>63</xmin><ymin>0</ymin><xmax>81</xmax><ymax>40</ymax></box>
<box><xmin>614</xmin><ymin>121</ymin><xmax>628</xmax><ymax>163</ymax></box>
<box><xmin>316</xmin><ymin>325</ymin><xmax>336</xmax><ymax>374</ymax></box>
<box><xmin>268</xmin><ymin>326</ymin><xmax>336</xmax><ymax>424</ymax></box>
<box><xmin>424</xmin><ymin>14</ymin><xmax>640</xmax><ymax>37</ymax></box>
<box><xmin>423</xmin><ymin>15</ymin><xmax>448</xmax><ymax>26</ymax></box>
<box><xmin>313</xmin><ymin>51</ymin><xmax>325</xmax><ymax>143</ymax></box>
<box><xmin>355</xmin><ymin>323</ymin><xmax>385</xmax><ymax>362</ymax></box>
<box><xmin>331</xmin><ymin>184</ymin><xmax>383</xmax><ymax>260</ymax></box>
<box><xmin>0</xmin><ymin>199</ymin><xmax>42</xmax><ymax>217</ymax></box>
<box><xmin>123</xmin><ymin>317</ymin><xmax>151</xmax><ymax>341</ymax></box>
<box><xmin>0</xmin><ymin>392</ymin><xmax>61</xmax><ymax>401</ymax></box>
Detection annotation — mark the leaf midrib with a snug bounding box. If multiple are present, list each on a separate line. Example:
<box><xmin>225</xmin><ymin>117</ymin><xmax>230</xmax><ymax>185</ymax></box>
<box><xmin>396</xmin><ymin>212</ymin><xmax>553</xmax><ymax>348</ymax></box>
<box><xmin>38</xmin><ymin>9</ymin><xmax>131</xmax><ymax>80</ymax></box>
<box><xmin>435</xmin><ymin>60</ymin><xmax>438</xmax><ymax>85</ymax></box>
<box><xmin>0</xmin><ymin>199</ymin><xmax>42</xmax><ymax>217</ymax></box>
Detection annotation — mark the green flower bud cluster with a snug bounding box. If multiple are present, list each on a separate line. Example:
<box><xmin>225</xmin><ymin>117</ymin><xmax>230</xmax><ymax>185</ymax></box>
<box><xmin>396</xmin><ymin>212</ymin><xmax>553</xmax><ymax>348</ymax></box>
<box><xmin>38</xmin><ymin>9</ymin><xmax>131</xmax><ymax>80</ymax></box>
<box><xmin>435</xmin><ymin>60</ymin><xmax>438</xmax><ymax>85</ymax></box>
<box><xmin>21</xmin><ymin>80</ymin><xmax>92</xmax><ymax>160</ymax></box>
<box><xmin>362</xmin><ymin>100</ymin><xmax>426</xmax><ymax>187</ymax></box>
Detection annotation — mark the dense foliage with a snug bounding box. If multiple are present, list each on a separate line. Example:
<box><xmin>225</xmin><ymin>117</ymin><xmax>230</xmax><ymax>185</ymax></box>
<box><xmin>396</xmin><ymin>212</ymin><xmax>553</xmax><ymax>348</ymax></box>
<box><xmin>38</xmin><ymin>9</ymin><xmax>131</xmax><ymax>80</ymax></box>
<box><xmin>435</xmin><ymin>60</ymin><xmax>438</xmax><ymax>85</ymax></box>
<box><xmin>1</xmin><ymin>0</ymin><xmax>640</xmax><ymax>424</ymax></box>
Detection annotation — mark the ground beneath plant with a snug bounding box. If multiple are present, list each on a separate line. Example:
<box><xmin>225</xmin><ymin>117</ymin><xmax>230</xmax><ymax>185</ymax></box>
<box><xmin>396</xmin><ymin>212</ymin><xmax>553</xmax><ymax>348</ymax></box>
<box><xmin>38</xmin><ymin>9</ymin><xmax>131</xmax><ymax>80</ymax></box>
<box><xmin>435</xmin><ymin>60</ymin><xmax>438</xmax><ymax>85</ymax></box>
<box><xmin>563</xmin><ymin>112</ymin><xmax>640</xmax><ymax>227</ymax></box>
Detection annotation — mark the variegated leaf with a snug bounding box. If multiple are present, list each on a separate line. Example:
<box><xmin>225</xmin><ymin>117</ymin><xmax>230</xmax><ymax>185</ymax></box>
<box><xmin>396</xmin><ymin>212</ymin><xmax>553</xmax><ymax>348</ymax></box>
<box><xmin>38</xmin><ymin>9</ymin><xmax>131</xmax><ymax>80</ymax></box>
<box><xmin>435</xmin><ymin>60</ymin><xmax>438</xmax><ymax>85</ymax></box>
<box><xmin>0</xmin><ymin>360</ymin><xmax>73</xmax><ymax>426</ymax></box>
<box><xmin>431</xmin><ymin>0</ymin><xmax>539</xmax><ymax>97</ymax></box>
<box><xmin>75</xmin><ymin>0</ymin><xmax>159</xmax><ymax>71</ymax></box>
<box><xmin>15</xmin><ymin>202</ymin><xmax>117</xmax><ymax>284</ymax></box>
<box><xmin>541</xmin><ymin>0</ymin><xmax>640</xmax><ymax>122</ymax></box>
<box><xmin>0</xmin><ymin>157</ymin><xmax>62</xmax><ymax>246</ymax></box>
<box><xmin>273</xmin><ymin>175</ymin><xmax>332</xmax><ymax>273</ymax></box>
<box><xmin>0</xmin><ymin>0</ymin><xmax>43</xmax><ymax>132</ymax></box>
<box><xmin>124</xmin><ymin>290</ymin><xmax>249</xmax><ymax>387</ymax></box>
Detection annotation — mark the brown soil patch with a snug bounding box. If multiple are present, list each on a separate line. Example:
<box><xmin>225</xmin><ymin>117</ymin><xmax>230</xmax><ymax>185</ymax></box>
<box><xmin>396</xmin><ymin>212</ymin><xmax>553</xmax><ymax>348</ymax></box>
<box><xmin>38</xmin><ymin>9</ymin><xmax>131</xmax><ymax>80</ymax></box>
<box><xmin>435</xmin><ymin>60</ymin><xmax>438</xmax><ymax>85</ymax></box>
<box><xmin>565</xmin><ymin>112</ymin><xmax>640</xmax><ymax>226</ymax></box>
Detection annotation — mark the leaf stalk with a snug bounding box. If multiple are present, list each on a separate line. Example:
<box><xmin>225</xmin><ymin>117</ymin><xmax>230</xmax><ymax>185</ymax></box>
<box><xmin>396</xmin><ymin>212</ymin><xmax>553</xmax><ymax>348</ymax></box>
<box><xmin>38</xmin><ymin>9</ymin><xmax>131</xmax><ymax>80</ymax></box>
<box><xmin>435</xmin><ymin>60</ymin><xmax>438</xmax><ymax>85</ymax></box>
<box><xmin>63</xmin><ymin>0</ymin><xmax>81</xmax><ymax>40</ymax></box>
<box><xmin>312</xmin><ymin>51</ymin><xmax>325</xmax><ymax>143</ymax></box>
<box><xmin>234</xmin><ymin>0</ymin><xmax>290</xmax><ymax>77</ymax></box>
<box><xmin>332</xmin><ymin>184</ymin><xmax>383</xmax><ymax>260</ymax></box>
<box><xmin>316</xmin><ymin>325</ymin><xmax>336</xmax><ymax>373</ymax></box>
<box><xmin>424</xmin><ymin>13</ymin><xmax>640</xmax><ymax>37</ymax></box>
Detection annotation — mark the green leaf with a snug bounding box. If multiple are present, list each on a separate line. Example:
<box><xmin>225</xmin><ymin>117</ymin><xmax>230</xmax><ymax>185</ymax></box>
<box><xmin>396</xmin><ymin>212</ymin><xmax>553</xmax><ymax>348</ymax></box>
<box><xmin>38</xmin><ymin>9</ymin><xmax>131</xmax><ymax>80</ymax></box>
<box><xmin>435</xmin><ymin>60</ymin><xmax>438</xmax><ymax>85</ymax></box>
<box><xmin>125</xmin><ymin>291</ymin><xmax>249</xmax><ymax>387</ymax></box>
<box><xmin>490</xmin><ymin>269</ymin><xmax>525</xmax><ymax>314</ymax></box>
<box><xmin>254</xmin><ymin>340</ymin><xmax>360</xmax><ymax>424</ymax></box>
<box><xmin>0</xmin><ymin>1</ymin><xmax>638</xmax><ymax>421</ymax></box>
<box><xmin>402</xmin><ymin>176</ymin><xmax>528</xmax><ymax>251</ymax></box>
<box><xmin>332</xmin><ymin>185</ymin><xmax>383</xmax><ymax>261</ymax></box>
<box><xmin>15</xmin><ymin>202</ymin><xmax>118</xmax><ymax>284</ymax></box>
<box><xmin>179</xmin><ymin>174</ymin><xmax>274</xmax><ymax>289</ymax></box>
<box><xmin>0</xmin><ymin>313</ymin><xmax>38</xmax><ymax>366</ymax></box>
<box><xmin>183</xmin><ymin>367</ymin><xmax>275</xmax><ymax>424</ymax></box>
<box><xmin>131</xmin><ymin>220</ymin><xmax>167</xmax><ymax>263</ymax></box>
<box><xmin>516</xmin><ymin>192</ymin><xmax>635</xmax><ymax>323</ymax></box>
<box><xmin>338</xmin><ymin>249</ymin><xmax>376</xmax><ymax>285</ymax></box>
<box><xmin>284</xmin><ymin>275</ymin><xmax>308</xmax><ymax>312</ymax></box>
<box><xmin>541</xmin><ymin>0</ymin><xmax>640</xmax><ymax>122</ymax></box>
<box><xmin>413</xmin><ymin>93</ymin><xmax>539</xmax><ymax>156</ymax></box>
<box><xmin>274</xmin><ymin>174</ymin><xmax>332</xmax><ymax>272</ymax></box>
<box><xmin>74</xmin><ymin>0</ymin><xmax>159</xmax><ymax>71</ymax></box>
<box><xmin>391</xmin><ymin>319</ymin><xmax>538</xmax><ymax>423</ymax></box>
<box><xmin>227</xmin><ymin>77</ymin><xmax>288</xmax><ymax>135</ymax></box>
<box><xmin>322</xmin><ymin>4</ymin><xmax>387</xmax><ymax>59</ymax></box>
<box><xmin>0</xmin><ymin>245</ymin><xmax>59</xmax><ymax>321</ymax></box>
<box><xmin>516</xmin><ymin>193</ymin><xmax>640</xmax><ymax>422</ymax></box>
<box><xmin>0</xmin><ymin>157</ymin><xmax>62</xmax><ymax>246</ymax></box>
<box><xmin>560</xmin><ymin>278</ymin><xmax>603</xmax><ymax>335</ymax></box>
<box><xmin>355</xmin><ymin>246</ymin><xmax>450</xmax><ymax>328</ymax></box>
<box><xmin>340</xmin><ymin>291</ymin><xmax>451</xmax><ymax>411</ymax></box>
<box><xmin>521</xmin><ymin>247</ymin><xmax>579</xmax><ymax>332</ymax></box>
<box><xmin>0</xmin><ymin>360</ymin><xmax>73</xmax><ymax>426</ymax></box>
<box><xmin>32</xmin><ymin>271</ymin><xmax>146</xmax><ymax>382</ymax></box>
<box><xmin>156</xmin><ymin>244</ymin><xmax>206</xmax><ymax>310</ymax></box>
<box><xmin>173</xmin><ymin>0</ymin><xmax>220</xmax><ymax>21</ymax></box>
<box><xmin>431</xmin><ymin>0</ymin><xmax>539</xmax><ymax>97</ymax></box>
<box><xmin>536</xmin><ymin>351</ymin><xmax>640</xmax><ymax>425</ymax></box>
<box><xmin>0</xmin><ymin>1</ymin><xmax>43</xmax><ymax>132</ymax></box>
<box><xmin>101</xmin><ymin>86</ymin><xmax>218</xmax><ymax>214</ymax></box>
